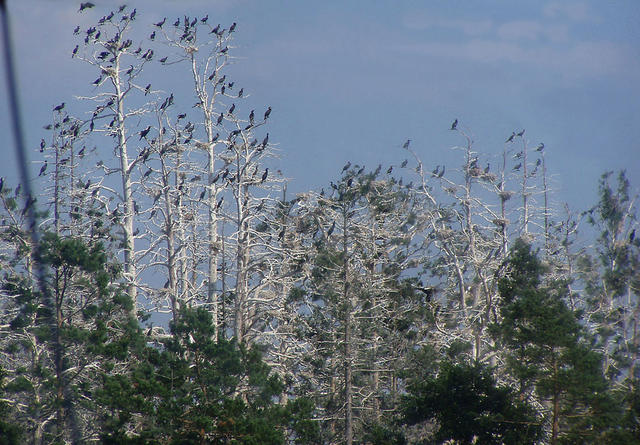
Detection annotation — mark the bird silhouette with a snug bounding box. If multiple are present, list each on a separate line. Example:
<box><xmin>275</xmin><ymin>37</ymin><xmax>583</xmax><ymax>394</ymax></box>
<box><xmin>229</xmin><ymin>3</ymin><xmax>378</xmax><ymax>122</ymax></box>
<box><xmin>402</xmin><ymin>139</ymin><xmax>411</xmax><ymax>149</ymax></box>
<box><xmin>155</xmin><ymin>18</ymin><xmax>166</xmax><ymax>28</ymax></box>
<box><xmin>229</xmin><ymin>22</ymin><xmax>237</xmax><ymax>33</ymax></box>
<box><xmin>327</xmin><ymin>221</ymin><xmax>336</xmax><ymax>236</ymax></box>
<box><xmin>216</xmin><ymin>113</ymin><xmax>224</xmax><ymax>125</ymax></box>
<box><xmin>513</xmin><ymin>163</ymin><xmax>522</xmax><ymax>171</ymax></box>
<box><xmin>342</xmin><ymin>161</ymin><xmax>351</xmax><ymax>172</ymax></box>
<box><xmin>53</xmin><ymin>102</ymin><xmax>65</xmax><ymax>112</ymax></box>
<box><xmin>79</xmin><ymin>2</ymin><xmax>95</xmax><ymax>12</ymax></box>
<box><xmin>39</xmin><ymin>162</ymin><xmax>47</xmax><ymax>176</ymax></box>
<box><xmin>261</xmin><ymin>168</ymin><xmax>269</xmax><ymax>183</ymax></box>
<box><xmin>451</xmin><ymin>119</ymin><xmax>458</xmax><ymax>130</ymax></box>
<box><xmin>401</xmin><ymin>159</ymin><xmax>408</xmax><ymax>168</ymax></box>
<box><xmin>262</xmin><ymin>133</ymin><xmax>269</xmax><ymax>147</ymax></box>
<box><xmin>536</xmin><ymin>143</ymin><xmax>544</xmax><ymax>152</ymax></box>
<box><xmin>144</xmin><ymin>84</ymin><xmax>151</xmax><ymax>95</ymax></box>
<box><xmin>517</xmin><ymin>129</ymin><xmax>525</xmax><ymax>137</ymax></box>
<box><xmin>139</xmin><ymin>126</ymin><xmax>151</xmax><ymax>140</ymax></box>
<box><xmin>264</xmin><ymin>106</ymin><xmax>272</xmax><ymax>120</ymax></box>
<box><xmin>238</xmin><ymin>88</ymin><xmax>244</xmax><ymax>98</ymax></box>
<box><xmin>506</xmin><ymin>132</ymin><xmax>515</xmax><ymax>143</ymax></box>
<box><xmin>437</xmin><ymin>165</ymin><xmax>445</xmax><ymax>178</ymax></box>
<box><xmin>249</xmin><ymin>109</ymin><xmax>255</xmax><ymax>124</ymax></box>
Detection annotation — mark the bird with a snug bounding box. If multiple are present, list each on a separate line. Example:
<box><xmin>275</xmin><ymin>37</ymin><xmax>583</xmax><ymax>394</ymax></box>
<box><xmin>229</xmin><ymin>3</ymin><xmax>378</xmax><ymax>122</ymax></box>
<box><xmin>79</xmin><ymin>2</ymin><xmax>95</xmax><ymax>12</ymax></box>
<box><xmin>72</xmin><ymin>45</ymin><xmax>78</xmax><ymax>57</ymax></box>
<box><xmin>517</xmin><ymin>129</ymin><xmax>525</xmax><ymax>137</ymax></box>
<box><xmin>249</xmin><ymin>109</ymin><xmax>255</xmax><ymax>124</ymax></box>
<box><xmin>173</xmin><ymin>18</ymin><xmax>180</xmax><ymax>27</ymax></box>
<box><xmin>92</xmin><ymin>76</ymin><xmax>102</xmax><ymax>85</ymax></box>
<box><xmin>139</xmin><ymin>126</ymin><xmax>151</xmax><ymax>140</ymax></box>
<box><xmin>149</xmin><ymin>31</ymin><xmax>156</xmax><ymax>40</ymax></box>
<box><xmin>211</xmin><ymin>24</ymin><xmax>220</xmax><ymax>34</ymax></box>
<box><xmin>432</xmin><ymin>165</ymin><xmax>440</xmax><ymax>176</ymax></box>
<box><xmin>387</xmin><ymin>166</ymin><xmax>393</xmax><ymax>174</ymax></box>
<box><xmin>73</xmin><ymin>25</ymin><xmax>80</xmax><ymax>35</ymax></box>
<box><xmin>536</xmin><ymin>143</ymin><xmax>545</xmax><ymax>152</ymax></box>
<box><xmin>450</xmin><ymin>119</ymin><xmax>458</xmax><ymax>130</ymax></box>
<box><xmin>229</xmin><ymin>22</ymin><xmax>237</xmax><ymax>33</ymax></box>
<box><xmin>238</xmin><ymin>88</ymin><xmax>244</xmax><ymax>98</ymax></box>
<box><xmin>262</xmin><ymin>133</ymin><xmax>269</xmax><ymax>147</ymax></box>
<box><xmin>53</xmin><ymin>102</ymin><xmax>65</xmax><ymax>112</ymax></box>
<box><xmin>118</xmin><ymin>4</ymin><xmax>126</xmax><ymax>12</ymax></box>
<box><xmin>39</xmin><ymin>162</ymin><xmax>48</xmax><ymax>176</ymax></box>
<box><xmin>154</xmin><ymin>18</ymin><xmax>166</xmax><ymax>28</ymax></box>
<box><xmin>0</xmin><ymin>177</ymin><xmax>3</xmax><ymax>194</ymax></box>
<box><xmin>216</xmin><ymin>113</ymin><xmax>224</xmax><ymax>125</ymax></box>
<box><xmin>437</xmin><ymin>165</ymin><xmax>445</xmax><ymax>178</ymax></box>
<box><xmin>327</xmin><ymin>221</ymin><xmax>336</xmax><ymax>236</ymax></box>
<box><xmin>401</xmin><ymin>159</ymin><xmax>408</xmax><ymax>168</ymax></box>
<box><xmin>177</xmin><ymin>113</ymin><xmax>186</xmax><ymax>120</ymax></box>
<box><xmin>228</xmin><ymin>103</ymin><xmax>235</xmax><ymax>115</ymax></box>
<box><xmin>402</xmin><ymin>139</ymin><xmax>411</xmax><ymax>149</ymax></box>
<box><xmin>264</xmin><ymin>106</ymin><xmax>272</xmax><ymax>120</ymax></box>
<box><xmin>199</xmin><ymin>189</ymin><xmax>206</xmax><ymax>200</ymax></box>
<box><xmin>261</xmin><ymin>168</ymin><xmax>269</xmax><ymax>183</ymax></box>
<box><xmin>216</xmin><ymin>196</ymin><xmax>224</xmax><ymax>209</ymax></box>
<box><xmin>144</xmin><ymin>84</ymin><xmax>151</xmax><ymax>95</ymax></box>
<box><xmin>40</xmin><ymin>139</ymin><xmax>46</xmax><ymax>151</ymax></box>
<box><xmin>506</xmin><ymin>132</ymin><xmax>515</xmax><ymax>143</ymax></box>
<box><xmin>201</xmin><ymin>15</ymin><xmax>209</xmax><ymax>23</ymax></box>
<box><xmin>159</xmin><ymin>56</ymin><xmax>168</xmax><ymax>63</ymax></box>
<box><xmin>484</xmin><ymin>163</ymin><xmax>490</xmax><ymax>174</ymax></box>
<box><xmin>513</xmin><ymin>163</ymin><xmax>522</xmax><ymax>171</ymax></box>
<box><xmin>630</xmin><ymin>229</ymin><xmax>636</xmax><ymax>243</ymax></box>
<box><xmin>342</xmin><ymin>161</ymin><xmax>351</xmax><ymax>172</ymax></box>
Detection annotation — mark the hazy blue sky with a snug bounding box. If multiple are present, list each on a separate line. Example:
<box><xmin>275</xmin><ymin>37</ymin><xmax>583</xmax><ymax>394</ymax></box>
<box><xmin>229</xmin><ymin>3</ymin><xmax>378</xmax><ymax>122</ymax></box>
<box><xmin>1</xmin><ymin>0</ymin><xmax>639</xmax><ymax>213</ymax></box>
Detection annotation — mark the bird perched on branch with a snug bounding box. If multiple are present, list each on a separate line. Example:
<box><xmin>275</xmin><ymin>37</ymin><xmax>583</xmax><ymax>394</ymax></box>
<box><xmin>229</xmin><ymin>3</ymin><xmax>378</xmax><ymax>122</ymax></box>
<box><xmin>506</xmin><ymin>132</ymin><xmax>515</xmax><ymax>143</ymax></box>
<box><xmin>264</xmin><ymin>106</ymin><xmax>272</xmax><ymax>120</ymax></box>
<box><xmin>402</xmin><ymin>139</ymin><xmax>411</xmax><ymax>149</ymax></box>
<box><xmin>450</xmin><ymin>119</ymin><xmax>458</xmax><ymax>130</ymax></box>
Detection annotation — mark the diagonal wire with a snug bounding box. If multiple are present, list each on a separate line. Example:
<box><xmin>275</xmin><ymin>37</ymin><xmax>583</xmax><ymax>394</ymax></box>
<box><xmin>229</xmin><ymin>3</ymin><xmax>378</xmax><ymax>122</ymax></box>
<box><xmin>0</xmin><ymin>1</ymin><xmax>81</xmax><ymax>442</ymax></box>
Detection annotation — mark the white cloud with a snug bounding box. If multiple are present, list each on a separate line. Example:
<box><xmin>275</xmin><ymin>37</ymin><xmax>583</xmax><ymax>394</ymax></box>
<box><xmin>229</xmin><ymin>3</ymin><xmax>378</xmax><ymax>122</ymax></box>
<box><xmin>403</xmin><ymin>12</ymin><xmax>493</xmax><ymax>37</ymax></box>
<box><xmin>497</xmin><ymin>21</ymin><xmax>569</xmax><ymax>42</ymax></box>
<box><xmin>543</xmin><ymin>1</ymin><xmax>594</xmax><ymax>22</ymax></box>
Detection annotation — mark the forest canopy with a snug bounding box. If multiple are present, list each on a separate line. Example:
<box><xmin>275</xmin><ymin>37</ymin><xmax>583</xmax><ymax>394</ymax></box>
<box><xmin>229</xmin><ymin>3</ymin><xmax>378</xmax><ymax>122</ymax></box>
<box><xmin>0</xmin><ymin>4</ymin><xmax>638</xmax><ymax>445</ymax></box>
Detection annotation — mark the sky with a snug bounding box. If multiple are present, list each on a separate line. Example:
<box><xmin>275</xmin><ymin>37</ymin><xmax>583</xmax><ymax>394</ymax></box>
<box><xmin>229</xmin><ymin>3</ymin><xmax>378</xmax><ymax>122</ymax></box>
<box><xmin>1</xmin><ymin>0</ymin><xmax>639</xmax><ymax>215</ymax></box>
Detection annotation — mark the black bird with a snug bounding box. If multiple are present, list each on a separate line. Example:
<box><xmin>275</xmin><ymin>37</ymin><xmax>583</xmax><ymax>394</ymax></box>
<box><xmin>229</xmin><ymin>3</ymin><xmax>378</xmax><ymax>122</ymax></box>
<box><xmin>506</xmin><ymin>132</ymin><xmax>515</xmax><ymax>143</ymax></box>
<box><xmin>536</xmin><ymin>143</ymin><xmax>545</xmax><ymax>152</ymax></box>
<box><xmin>342</xmin><ymin>161</ymin><xmax>351</xmax><ymax>172</ymax></box>
<box><xmin>39</xmin><ymin>162</ymin><xmax>47</xmax><ymax>176</ymax></box>
<box><xmin>118</xmin><ymin>5</ymin><xmax>126</xmax><ymax>12</ymax></box>
<box><xmin>262</xmin><ymin>133</ymin><xmax>269</xmax><ymax>147</ymax></box>
<box><xmin>78</xmin><ymin>146</ymin><xmax>85</xmax><ymax>157</ymax></box>
<box><xmin>199</xmin><ymin>189</ymin><xmax>206</xmax><ymax>200</ymax></box>
<box><xmin>451</xmin><ymin>118</ymin><xmax>458</xmax><ymax>130</ymax></box>
<box><xmin>402</xmin><ymin>139</ymin><xmax>411</xmax><ymax>149</ymax></box>
<box><xmin>126</xmin><ymin>65</ymin><xmax>134</xmax><ymax>75</ymax></box>
<box><xmin>387</xmin><ymin>165</ymin><xmax>393</xmax><ymax>174</ymax></box>
<box><xmin>201</xmin><ymin>15</ymin><xmax>209</xmax><ymax>23</ymax></box>
<box><xmin>216</xmin><ymin>196</ymin><xmax>224</xmax><ymax>209</ymax></box>
<box><xmin>229</xmin><ymin>22</ymin><xmax>237</xmax><ymax>33</ymax></box>
<box><xmin>261</xmin><ymin>168</ymin><xmax>269</xmax><ymax>183</ymax></box>
<box><xmin>437</xmin><ymin>165</ymin><xmax>445</xmax><ymax>178</ymax></box>
<box><xmin>327</xmin><ymin>221</ymin><xmax>336</xmax><ymax>236</ymax></box>
<box><xmin>228</xmin><ymin>103</ymin><xmax>235</xmax><ymax>115</ymax></box>
<box><xmin>249</xmin><ymin>109</ymin><xmax>255</xmax><ymax>124</ymax></box>
<box><xmin>144</xmin><ymin>83</ymin><xmax>151</xmax><ymax>95</ymax></box>
<box><xmin>139</xmin><ymin>126</ymin><xmax>151</xmax><ymax>140</ymax></box>
<box><xmin>79</xmin><ymin>2</ymin><xmax>95</xmax><ymax>12</ymax></box>
<box><xmin>513</xmin><ymin>163</ymin><xmax>522</xmax><ymax>171</ymax></box>
<box><xmin>432</xmin><ymin>165</ymin><xmax>440</xmax><ymax>176</ymax></box>
<box><xmin>264</xmin><ymin>106</ymin><xmax>272</xmax><ymax>120</ymax></box>
<box><xmin>155</xmin><ymin>18</ymin><xmax>166</xmax><ymax>28</ymax></box>
<box><xmin>484</xmin><ymin>163</ymin><xmax>490</xmax><ymax>174</ymax></box>
<box><xmin>220</xmin><ymin>46</ymin><xmax>228</xmax><ymax>54</ymax></box>
<box><xmin>228</xmin><ymin>81</ymin><xmax>234</xmax><ymax>89</ymax></box>
<box><xmin>347</xmin><ymin>177</ymin><xmax>353</xmax><ymax>187</ymax></box>
<box><xmin>190</xmin><ymin>18</ymin><xmax>197</xmax><ymax>27</ymax></box>
<box><xmin>0</xmin><ymin>177</ymin><xmax>3</xmax><ymax>193</ymax></box>
<box><xmin>40</xmin><ymin>139</ymin><xmax>46</xmax><ymax>151</ymax></box>
<box><xmin>216</xmin><ymin>113</ymin><xmax>224</xmax><ymax>125</ymax></box>
<box><xmin>536</xmin><ymin>158</ymin><xmax>541</xmax><ymax>167</ymax></box>
<box><xmin>177</xmin><ymin>113</ymin><xmax>186</xmax><ymax>120</ymax></box>
<box><xmin>220</xmin><ymin>86</ymin><xmax>226</xmax><ymax>94</ymax></box>
<box><xmin>159</xmin><ymin>56</ymin><xmax>168</xmax><ymax>63</ymax></box>
<box><xmin>93</xmin><ymin>76</ymin><xmax>102</xmax><ymax>85</ymax></box>
<box><xmin>399</xmin><ymin>159</ymin><xmax>407</xmax><ymax>168</ymax></box>
<box><xmin>630</xmin><ymin>229</ymin><xmax>636</xmax><ymax>243</ymax></box>
<box><xmin>74</xmin><ymin>25</ymin><xmax>80</xmax><ymax>35</ymax></box>
<box><xmin>53</xmin><ymin>102</ymin><xmax>65</xmax><ymax>112</ymax></box>
<box><xmin>173</xmin><ymin>18</ymin><xmax>180</xmax><ymax>27</ymax></box>
<box><xmin>130</xmin><ymin>8</ymin><xmax>136</xmax><ymax>19</ymax></box>
<box><xmin>212</xmin><ymin>133</ymin><xmax>219</xmax><ymax>142</ymax></box>
<box><xmin>149</xmin><ymin>31</ymin><xmax>156</xmax><ymax>40</ymax></box>
<box><xmin>72</xmin><ymin>45</ymin><xmax>78</xmax><ymax>57</ymax></box>
<box><xmin>211</xmin><ymin>24</ymin><xmax>220</xmax><ymax>34</ymax></box>
<box><xmin>517</xmin><ymin>129</ymin><xmax>525</xmax><ymax>137</ymax></box>
<box><xmin>238</xmin><ymin>88</ymin><xmax>244</xmax><ymax>98</ymax></box>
